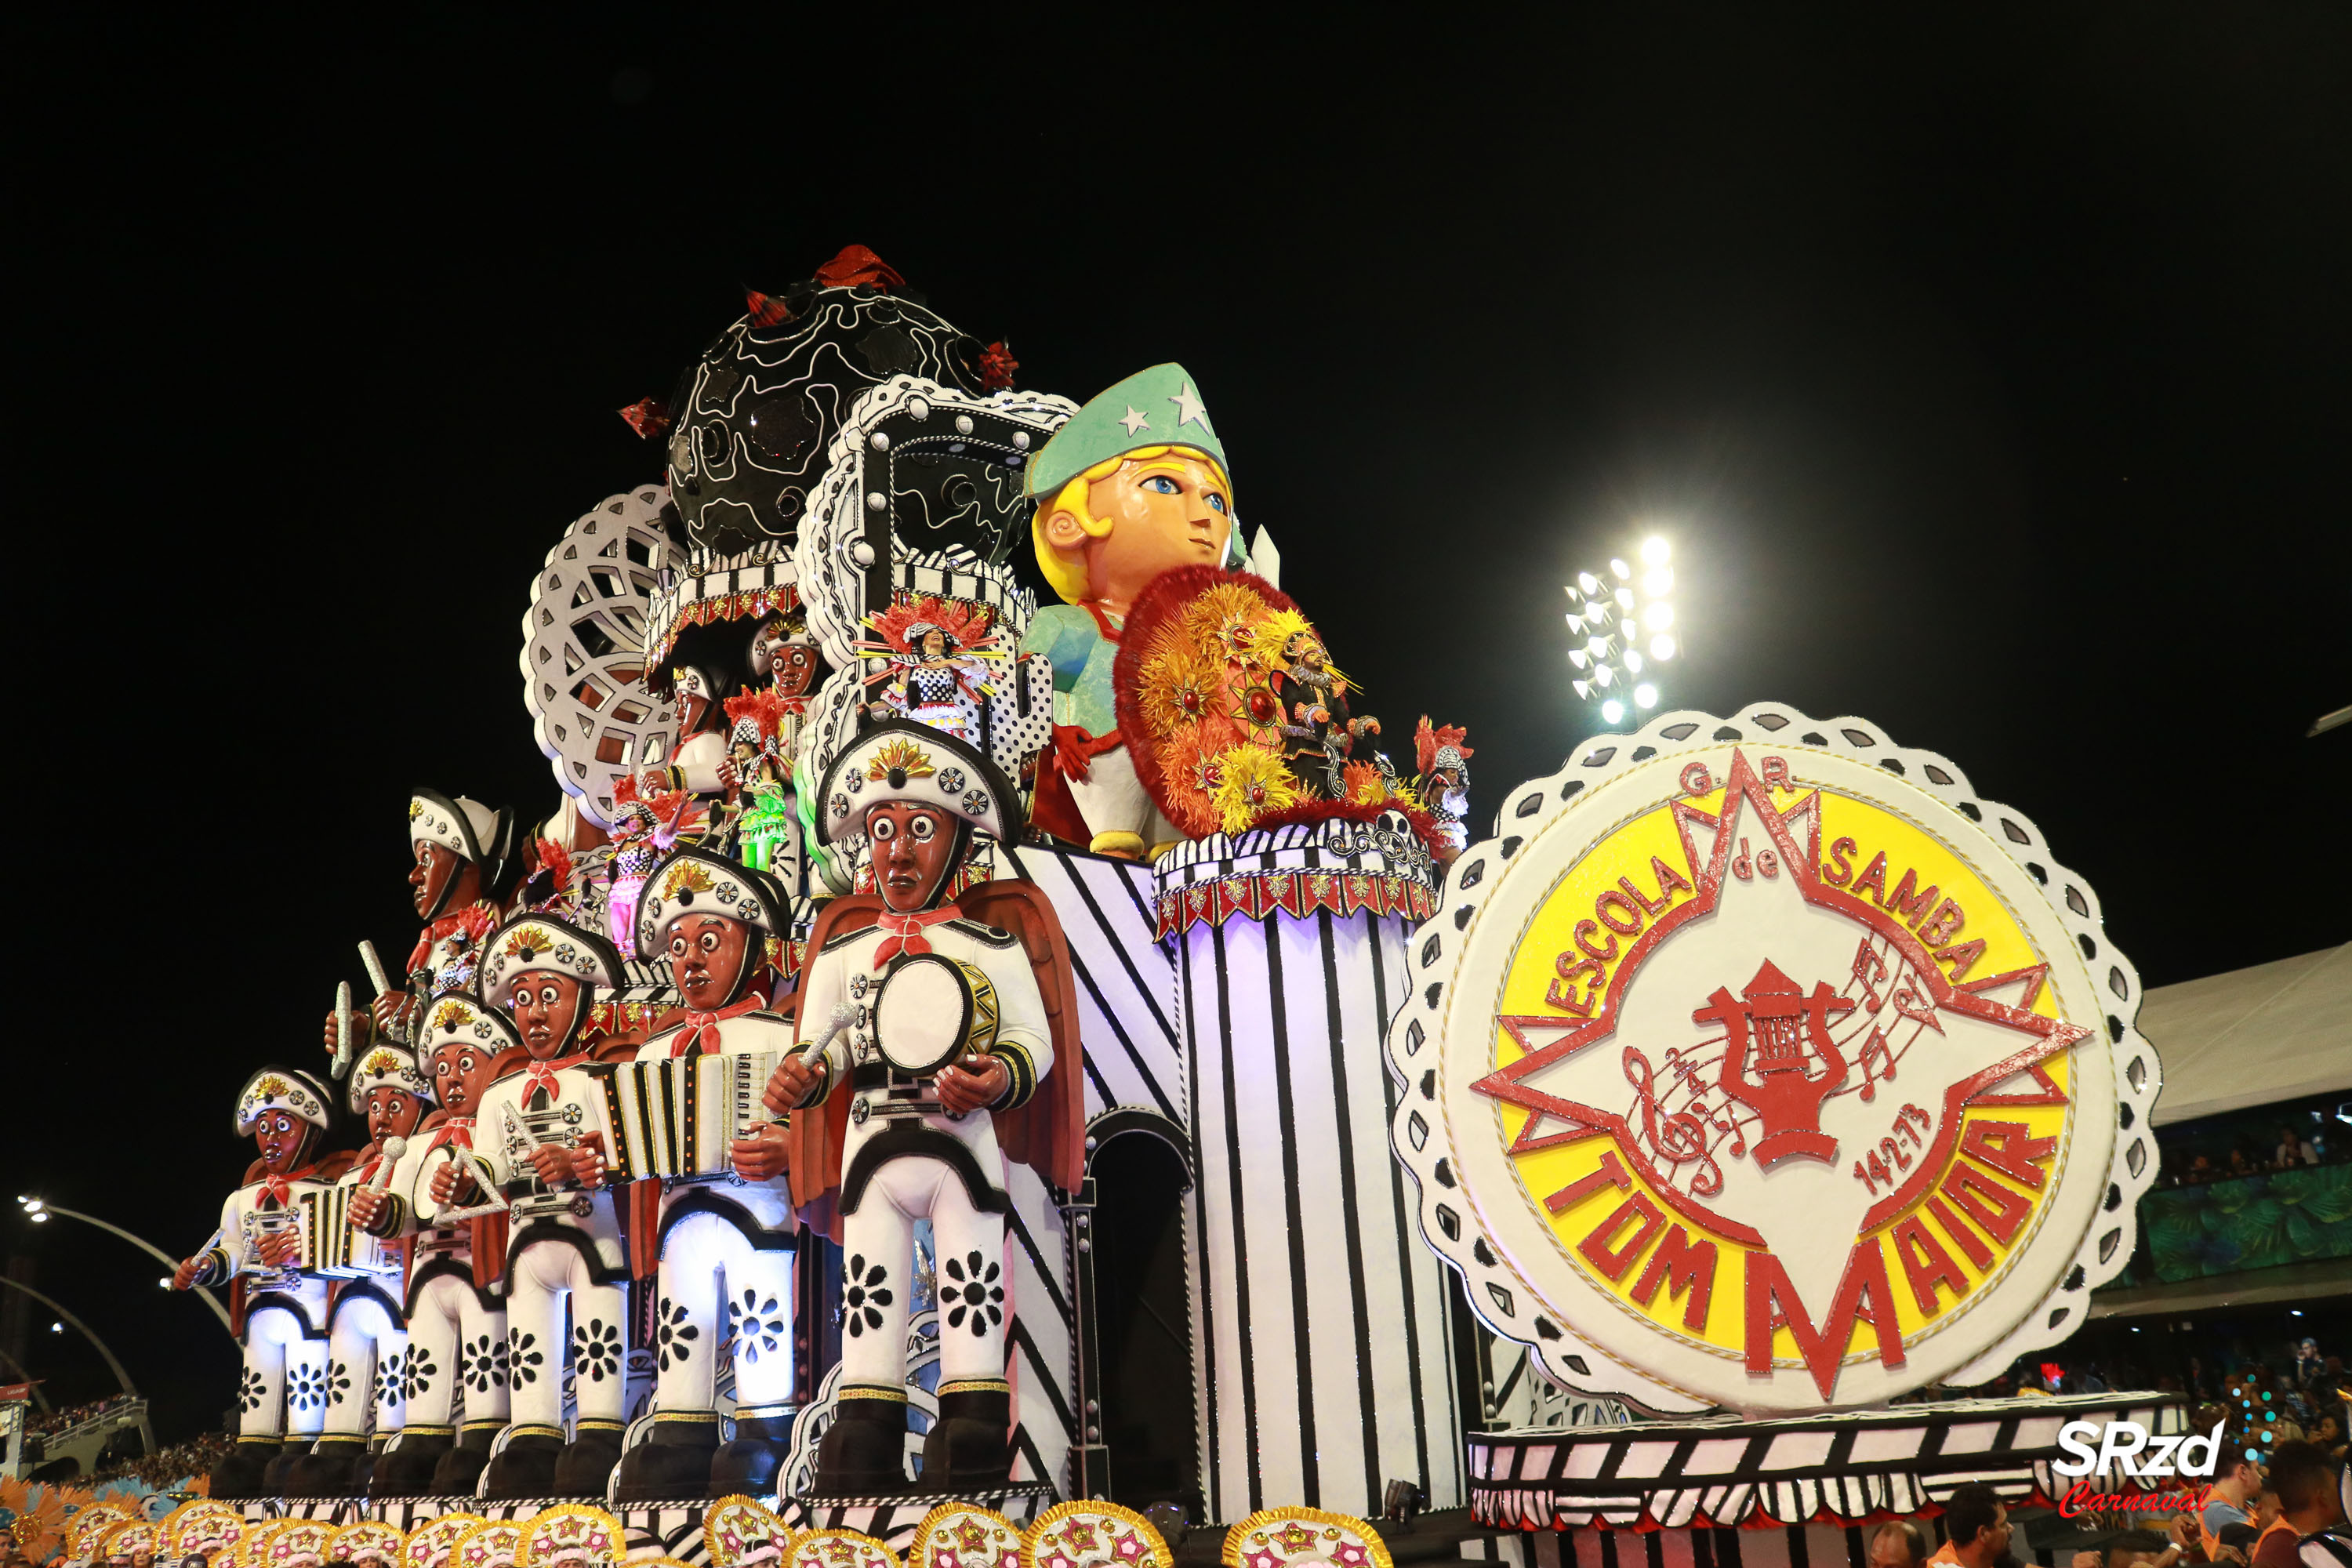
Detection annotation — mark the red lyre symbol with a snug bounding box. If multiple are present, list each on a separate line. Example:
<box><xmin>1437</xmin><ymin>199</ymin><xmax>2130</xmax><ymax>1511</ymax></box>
<box><xmin>1695</xmin><ymin>960</ymin><xmax>1857</xmax><ymax>1168</ymax></box>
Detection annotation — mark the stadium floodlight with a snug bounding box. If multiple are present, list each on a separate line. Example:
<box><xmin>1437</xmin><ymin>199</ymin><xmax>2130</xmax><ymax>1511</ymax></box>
<box><xmin>1565</xmin><ymin>530</ymin><xmax>1681</xmax><ymax>725</ymax></box>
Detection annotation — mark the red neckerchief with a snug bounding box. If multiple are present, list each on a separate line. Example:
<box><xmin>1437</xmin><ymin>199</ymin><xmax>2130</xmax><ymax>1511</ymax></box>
<box><xmin>669</xmin><ymin>994</ymin><xmax>767</xmax><ymax>1057</ymax></box>
<box><xmin>1084</xmin><ymin>603</ymin><xmax>1123</xmax><ymax>643</ymax></box>
<box><xmin>406</xmin><ymin>900</ymin><xmax>493</xmax><ymax>975</ymax></box>
<box><xmin>257</xmin><ymin>1164</ymin><xmax>320</xmax><ymax>1208</ymax></box>
<box><xmin>426</xmin><ymin>1116</ymin><xmax>474</xmax><ymax>1153</ymax></box>
<box><xmin>521</xmin><ymin>1052</ymin><xmax>590</xmax><ymax>1105</ymax></box>
<box><xmin>875</xmin><ymin>904</ymin><xmax>961</xmax><ymax>964</ymax></box>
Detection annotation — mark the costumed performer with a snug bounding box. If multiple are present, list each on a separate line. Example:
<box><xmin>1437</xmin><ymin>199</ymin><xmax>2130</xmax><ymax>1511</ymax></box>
<box><xmin>765</xmin><ymin>719</ymin><xmax>1083</xmax><ymax>1494</ymax></box>
<box><xmin>1020</xmin><ymin>364</ymin><xmax>1240</xmax><ymax>858</ymax></box>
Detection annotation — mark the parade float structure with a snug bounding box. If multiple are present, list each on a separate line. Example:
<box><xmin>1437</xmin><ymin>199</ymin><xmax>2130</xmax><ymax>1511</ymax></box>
<box><xmin>143</xmin><ymin>251</ymin><xmax>2168</xmax><ymax>1568</ymax></box>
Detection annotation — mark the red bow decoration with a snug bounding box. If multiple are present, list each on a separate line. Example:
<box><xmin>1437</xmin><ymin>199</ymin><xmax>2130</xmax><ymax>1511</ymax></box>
<box><xmin>875</xmin><ymin>905</ymin><xmax>962</xmax><ymax>964</ymax></box>
<box><xmin>813</xmin><ymin>245</ymin><xmax>903</xmax><ymax>292</ymax></box>
<box><xmin>668</xmin><ymin>994</ymin><xmax>768</xmax><ymax>1057</ymax></box>
<box><xmin>979</xmin><ymin>340</ymin><xmax>1018</xmax><ymax>391</ymax></box>
<box><xmin>521</xmin><ymin>1053</ymin><xmax>591</xmax><ymax>1106</ymax></box>
<box><xmin>618</xmin><ymin>397</ymin><xmax>670</xmax><ymax>437</ymax></box>
<box><xmin>257</xmin><ymin>1164</ymin><xmax>320</xmax><ymax>1210</ymax></box>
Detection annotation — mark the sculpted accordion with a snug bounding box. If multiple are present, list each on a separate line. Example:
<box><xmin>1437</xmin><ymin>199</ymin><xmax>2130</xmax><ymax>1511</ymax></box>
<box><xmin>239</xmin><ymin>1190</ymin><xmax>395</xmax><ymax>1281</ymax></box>
<box><xmin>300</xmin><ymin>1186</ymin><xmax>399</xmax><ymax>1278</ymax></box>
<box><xmin>599</xmin><ymin>1050</ymin><xmax>784</xmax><ymax>1181</ymax></box>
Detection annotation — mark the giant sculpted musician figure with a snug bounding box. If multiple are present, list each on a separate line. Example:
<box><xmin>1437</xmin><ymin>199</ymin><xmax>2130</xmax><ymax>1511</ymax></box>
<box><xmin>768</xmin><ymin>720</ymin><xmax>1081</xmax><ymax>1495</ymax></box>
<box><xmin>616</xmin><ymin>848</ymin><xmax>801</xmax><ymax>1502</ymax></box>
<box><xmin>173</xmin><ymin>1069</ymin><xmax>343</xmax><ymax>1498</ymax></box>
<box><xmin>1022</xmin><ymin>364</ymin><xmax>1240</xmax><ymax>858</ymax></box>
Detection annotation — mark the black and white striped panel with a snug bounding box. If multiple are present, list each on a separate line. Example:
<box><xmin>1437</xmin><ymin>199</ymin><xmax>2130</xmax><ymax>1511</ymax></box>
<box><xmin>1177</xmin><ymin>902</ymin><xmax>1462</xmax><ymax>1523</ymax></box>
<box><xmin>1001</xmin><ymin>1156</ymin><xmax>1076</xmax><ymax>1493</ymax></box>
<box><xmin>1008</xmin><ymin>847</ymin><xmax>1183</xmax><ymax>1127</ymax></box>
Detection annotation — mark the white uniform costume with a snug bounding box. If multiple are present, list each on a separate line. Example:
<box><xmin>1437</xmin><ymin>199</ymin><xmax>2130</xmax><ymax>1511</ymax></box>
<box><xmin>793</xmin><ymin>718</ymin><xmax>1071</xmax><ymax>1494</ymax></box>
<box><xmin>188</xmin><ymin>1070</ymin><xmax>339</xmax><ymax>1470</ymax></box>
<box><xmin>612</xmin><ymin>846</ymin><xmax>802</xmax><ymax>1501</ymax></box>
<box><xmin>314</xmin><ymin>1048</ymin><xmax>432</xmax><ymax>1466</ymax></box>
<box><xmin>633</xmin><ymin>1009</ymin><xmax>802</xmax><ymax>1419</ymax></box>
<box><xmin>795</xmin><ymin>918</ymin><xmax>1050</xmax><ymax>1396</ymax></box>
<box><xmin>456</xmin><ymin>977</ymin><xmax>631</xmax><ymax>1490</ymax></box>
<box><xmin>379</xmin><ymin>1109</ymin><xmax>509</xmax><ymax>1459</ymax></box>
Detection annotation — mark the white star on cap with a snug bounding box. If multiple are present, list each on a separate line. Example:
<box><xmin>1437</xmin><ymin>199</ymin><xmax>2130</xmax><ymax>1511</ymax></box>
<box><xmin>1170</xmin><ymin>381</ymin><xmax>1208</xmax><ymax>429</ymax></box>
<box><xmin>1119</xmin><ymin>405</ymin><xmax>1151</xmax><ymax>435</ymax></box>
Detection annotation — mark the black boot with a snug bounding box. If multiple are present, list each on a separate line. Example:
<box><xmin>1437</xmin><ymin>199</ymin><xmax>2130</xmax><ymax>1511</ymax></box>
<box><xmin>368</xmin><ymin>1427</ymin><xmax>453</xmax><ymax>1498</ymax></box>
<box><xmin>710</xmin><ymin>1409</ymin><xmax>795</xmax><ymax>1499</ymax></box>
<box><xmin>428</xmin><ymin>1422</ymin><xmax>503</xmax><ymax>1497</ymax></box>
<box><xmin>612</xmin><ymin>1414</ymin><xmax>721</xmax><ymax>1502</ymax></box>
<box><xmin>208</xmin><ymin>1438</ymin><xmax>279</xmax><ymax>1501</ymax></box>
<box><xmin>480</xmin><ymin>1426</ymin><xmax>564</xmax><ymax>1500</ymax></box>
<box><xmin>550</xmin><ymin>1421</ymin><xmax>626</xmax><ymax>1498</ymax></box>
<box><xmin>285</xmin><ymin>1434</ymin><xmax>368</xmax><ymax>1497</ymax></box>
<box><xmin>917</xmin><ymin>1387</ymin><xmax>1011</xmax><ymax>1492</ymax></box>
<box><xmin>262</xmin><ymin>1438</ymin><xmax>312</xmax><ymax>1496</ymax></box>
<box><xmin>813</xmin><ymin>1394</ymin><xmax>909</xmax><ymax>1496</ymax></box>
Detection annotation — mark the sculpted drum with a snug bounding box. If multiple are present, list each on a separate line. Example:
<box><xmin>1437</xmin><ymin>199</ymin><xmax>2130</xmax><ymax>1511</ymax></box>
<box><xmin>874</xmin><ymin>953</ymin><xmax>1000</xmax><ymax>1076</ymax></box>
<box><xmin>1389</xmin><ymin>704</ymin><xmax>2161</xmax><ymax>1414</ymax></box>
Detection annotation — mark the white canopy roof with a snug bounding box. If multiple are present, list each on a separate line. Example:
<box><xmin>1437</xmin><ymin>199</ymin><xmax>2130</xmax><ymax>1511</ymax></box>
<box><xmin>2136</xmin><ymin>943</ymin><xmax>2351</xmax><ymax>1125</ymax></box>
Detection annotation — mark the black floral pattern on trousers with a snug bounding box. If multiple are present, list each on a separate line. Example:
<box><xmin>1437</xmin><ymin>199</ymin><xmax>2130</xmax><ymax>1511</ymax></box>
<box><xmin>842</xmin><ymin>1256</ymin><xmax>892</xmax><ymax>1338</ymax></box>
<box><xmin>656</xmin><ymin>1298</ymin><xmax>699</xmax><ymax>1372</ymax></box>
<box><xmin>573</xmin><ymin>1319</ymin><xmax>622</xmax><ymax>1381</ymax></box>
<box><xmin>942</xmin><ymin>1250</ymin><xmax>1004</xmax><ymax>1337</ymax></box>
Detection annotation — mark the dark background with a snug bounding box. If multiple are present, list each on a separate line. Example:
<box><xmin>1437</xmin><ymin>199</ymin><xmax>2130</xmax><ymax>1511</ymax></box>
<box><xmin>9</xmin><ymin>7</ymin><xmax>2347</xmax><ymax>1445</ymax></box>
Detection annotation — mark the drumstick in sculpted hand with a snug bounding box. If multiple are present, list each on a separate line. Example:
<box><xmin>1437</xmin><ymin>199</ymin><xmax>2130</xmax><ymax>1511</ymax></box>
<box><xmin>797</xmin><ymin>1003</ymin><xmax>858</xmax><ymax>1066</ymax></box>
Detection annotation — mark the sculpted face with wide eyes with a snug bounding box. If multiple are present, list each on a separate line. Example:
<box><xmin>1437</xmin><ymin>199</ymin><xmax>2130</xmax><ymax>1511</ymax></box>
<box><xmin>866</xmin><ymin>802</ymin><xmax>956</xmax><ymax>913</ymax></box>
<box><xmin>503</xmin><ymin>972</ymin><xmax>584</xmax><ymax>1059</ymax></box>
<box><xmin>666</xmin><ymin>913</ymin><xmax>753</xmax><ymax>1009</ymax></box>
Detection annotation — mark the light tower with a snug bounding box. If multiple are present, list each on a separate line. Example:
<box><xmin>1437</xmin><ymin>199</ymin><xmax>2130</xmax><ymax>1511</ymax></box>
<box><xmin>1565</xmin><ymin>534</ymin><xmax>1678</xmax><ymax>724</ymax></box>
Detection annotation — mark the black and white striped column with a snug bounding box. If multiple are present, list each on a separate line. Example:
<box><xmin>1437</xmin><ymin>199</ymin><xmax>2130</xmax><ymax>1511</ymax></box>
<box><xmin>1159</xmin><ymin>822</ymin><xmax>1465</xmax><ymax>1520</ymax></box>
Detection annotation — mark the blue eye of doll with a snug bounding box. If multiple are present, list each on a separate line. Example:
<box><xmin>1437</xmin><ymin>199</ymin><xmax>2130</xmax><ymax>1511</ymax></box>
<box><xmin>1143</xmin><ymin>476</ymin><xmax>1181</xmax><ymax>495</ymax></box>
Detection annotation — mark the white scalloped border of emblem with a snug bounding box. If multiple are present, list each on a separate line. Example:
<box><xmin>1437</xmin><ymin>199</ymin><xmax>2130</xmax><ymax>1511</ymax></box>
<box><xmin>1383</xmin><ymin>700</ymin><xmax>2162</xmax><ymax>1413</ymax></box>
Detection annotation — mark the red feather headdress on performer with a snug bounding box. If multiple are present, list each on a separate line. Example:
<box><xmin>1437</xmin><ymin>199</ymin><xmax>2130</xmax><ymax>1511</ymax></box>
<box><xmin>854</xmin><ymin>594</ymin><xmax>1007</xmax><ymax>684</ymax></box>
<box><xmin>723</xmin><ymin>686</ymin><xmax>804</xmax><ymax>745</ymax></box>
<box><xmin>1414</xmin><ymin>717</ymin><xmax>1473</xmax><ymax>777</ymax></box>
<box><xmin>610</xmin><ymin>774</ymin><xmax>709</xmax><ymax>848</ymax></box>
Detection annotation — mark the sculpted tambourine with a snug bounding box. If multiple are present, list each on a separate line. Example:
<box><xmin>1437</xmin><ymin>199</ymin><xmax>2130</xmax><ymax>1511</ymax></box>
<box><xmin>874</xmin><ymin>953</ymin><xmax>1000</xmax><ymax>1076</ymax></box>
<box><xmin>1387</xmin><ymin>702</ymin><xmax>2161</xmax><ymax>1414</ymax></box>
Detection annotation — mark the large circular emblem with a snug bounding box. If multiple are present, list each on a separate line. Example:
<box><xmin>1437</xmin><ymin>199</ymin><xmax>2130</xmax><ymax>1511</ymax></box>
<box><xmin>1388</xmin><ymin>704</ymin><xmax>2160</xmax><ymax>1414</ymax></box>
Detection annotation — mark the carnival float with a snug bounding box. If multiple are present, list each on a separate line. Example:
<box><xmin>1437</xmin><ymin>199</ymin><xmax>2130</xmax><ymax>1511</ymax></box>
<box><xmin>58</xmin><ymin>247</ymin><xmax>2167</xmax><ymax>1568</ymax></box>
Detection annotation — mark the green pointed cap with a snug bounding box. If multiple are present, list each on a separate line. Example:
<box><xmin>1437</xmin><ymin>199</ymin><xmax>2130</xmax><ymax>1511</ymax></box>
<box><xmin>1025</xmin><ymin>363</ymin><xmax>1228</xmax><ymax>501</ymax></box>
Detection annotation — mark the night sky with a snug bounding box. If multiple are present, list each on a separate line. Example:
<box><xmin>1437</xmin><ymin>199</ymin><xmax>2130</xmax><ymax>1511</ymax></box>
<box><xmin>11</xmin><ymin>9</ymin><xmax>2347</xmax><ymax>1441</ymax></box>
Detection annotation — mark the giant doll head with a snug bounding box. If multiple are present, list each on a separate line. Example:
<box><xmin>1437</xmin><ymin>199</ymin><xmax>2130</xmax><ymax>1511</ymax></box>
<box><xmin>1026</xmin><ymin>364</ymin><xmax>1240</xmax><ymax>617</ymax></box>
<box><xmin>478</xmin><ymin>913</ymin><xmax>626</xmax><ymax>1061</ymax></box>
<box><xmin>634</xmin><ymin>848</ymin><xmax>788</xmax><ymax>1011</ymax></box>
<box><xmin>346</xmin><ymin>1047</ymin><xmax>434</xmax><ymax>1145</ymax></box>
<box><xmin>233</xmin><ymin>1067</ymin><xmax>336</xmax><ymax>1174</ymax></box>
<box><xmin>815</xmin><ymin>720</ymin><xmax>1017</xmax><ymax>915</ymax></box>
<box><xmin>407</xmin><ymin>789</ymin><xmax>513</xmax><ymax>920</ymax></box>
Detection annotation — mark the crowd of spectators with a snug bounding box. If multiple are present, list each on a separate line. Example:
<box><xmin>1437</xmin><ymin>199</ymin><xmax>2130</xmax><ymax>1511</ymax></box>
<box><xmin>1860</xmin><ymin>1463</ymin><xmax>2350</xmax><ymax>1568</ymax></box>
<box><xmin>23</xmin><ymin>1396</ymin><xmax>139</xmax><ymax>1436</ymax></box>
<box><xmin>86</xmin><ymin>1431</ymin><xmax>231</xmax><ymax>1488</ymax></box>
<box><xmin>2158</xmin><ymin>1123</ymin><xmax>2342</xmax><ymax>1189</ymax></box>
